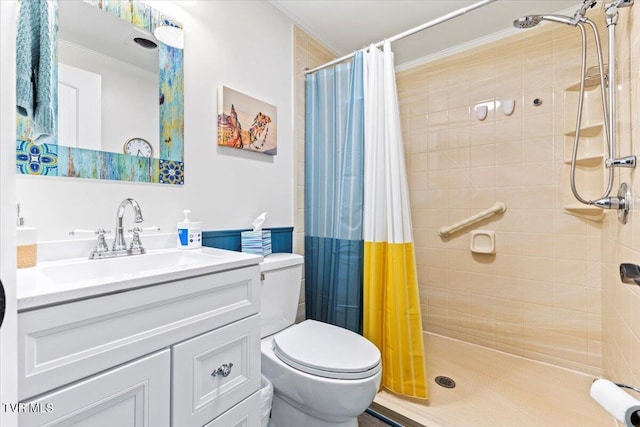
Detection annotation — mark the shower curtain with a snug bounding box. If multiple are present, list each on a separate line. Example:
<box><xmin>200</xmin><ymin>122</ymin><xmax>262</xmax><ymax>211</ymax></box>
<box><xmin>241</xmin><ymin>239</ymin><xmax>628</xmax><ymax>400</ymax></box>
<box><xmin>362</xmin><ymin>42</ymin><xmax>427</xmax><ymax>399</ymax></box>
<box><xmin>305</xmin><ymin>52</ymin><xmax>364</xmax><ymax>334</ymax></box>
<box><xmin>305</xmin><ymin>43</ymin><xmax>427</xmax><ymax>399</ymax></box>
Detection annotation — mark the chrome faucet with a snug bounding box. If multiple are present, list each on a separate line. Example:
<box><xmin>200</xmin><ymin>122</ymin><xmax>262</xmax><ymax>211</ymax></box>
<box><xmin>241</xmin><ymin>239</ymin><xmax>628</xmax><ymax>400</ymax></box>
<box><xmin>112</xmin><ymin>198</ymin><xmax>144</xmax><ymax>254</ymax></box>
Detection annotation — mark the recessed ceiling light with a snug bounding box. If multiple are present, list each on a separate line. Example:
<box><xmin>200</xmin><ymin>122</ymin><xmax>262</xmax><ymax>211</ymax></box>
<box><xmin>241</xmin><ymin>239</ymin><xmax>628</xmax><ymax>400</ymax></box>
<box><xmin>133</xmin><ymin>37</ymin><xmax>158</xmax><ymax>50</ymax></box>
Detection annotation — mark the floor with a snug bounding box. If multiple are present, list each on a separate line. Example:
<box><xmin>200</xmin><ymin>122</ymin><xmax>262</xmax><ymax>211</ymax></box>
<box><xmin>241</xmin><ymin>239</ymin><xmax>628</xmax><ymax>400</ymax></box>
<box><xmin>370</xmin><ymin>333</ymin><xmax>617</xmax><ymax>427</ymax></box>
<box><xmin>358</xmin><ymin>411</ymin><xmax>392</xmax><ymax>427</ymax></box>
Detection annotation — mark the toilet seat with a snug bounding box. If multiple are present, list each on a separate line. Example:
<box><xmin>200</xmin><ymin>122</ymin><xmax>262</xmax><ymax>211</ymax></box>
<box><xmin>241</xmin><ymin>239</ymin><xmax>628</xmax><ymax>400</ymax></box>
<box><xmin>272</xmin><ymin>320</ymin><xmax>381</xmax><ymax>380</ymax></box>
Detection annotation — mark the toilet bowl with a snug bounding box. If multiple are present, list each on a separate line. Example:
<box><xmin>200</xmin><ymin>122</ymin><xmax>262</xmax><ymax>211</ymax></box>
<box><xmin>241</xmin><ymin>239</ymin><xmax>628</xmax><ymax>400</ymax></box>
<box><xmin>259</xmin><ymin>254</ymin><xmax>382</xmax><ymax>427</ymax></box>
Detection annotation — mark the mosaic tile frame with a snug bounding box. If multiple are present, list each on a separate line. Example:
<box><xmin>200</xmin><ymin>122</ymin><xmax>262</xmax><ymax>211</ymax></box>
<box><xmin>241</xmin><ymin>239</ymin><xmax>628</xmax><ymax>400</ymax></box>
<box><xmin>16</xmin><ymin>0</ymin><xmax>184</xmax><ymax>185</ymax></box>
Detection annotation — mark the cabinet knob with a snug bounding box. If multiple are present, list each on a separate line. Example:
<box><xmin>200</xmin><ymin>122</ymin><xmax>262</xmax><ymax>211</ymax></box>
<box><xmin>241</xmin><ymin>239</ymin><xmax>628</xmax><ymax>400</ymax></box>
<box><xmin>211</xmin><ymin>363</ymin><xmax>233</xmax><ymax>378</ymax></box>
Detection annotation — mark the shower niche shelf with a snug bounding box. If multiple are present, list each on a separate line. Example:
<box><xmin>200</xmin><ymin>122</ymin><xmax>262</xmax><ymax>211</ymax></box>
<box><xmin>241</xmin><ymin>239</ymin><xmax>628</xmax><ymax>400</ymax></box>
<box><xmin>562</xmin><ymin>85</ymin><xmax>607</xmax><ymax>221</ymax></box>
<box><xmin>563</xmin><ymin>204</ymin><xmax>606</xmax><ymax>220</ymax></box>
<box><xmin>562</xmin><ymin>123</ymin><xmax>605</xmax><ymax>165</ymax></box>
<box><xmin>564</xmin><ymin>123</ymin><xmax>603</xmax><ymax>138</ymax></box>
<box><xmin>562</xmin><ymin>155</ymin><xmax>603</xmax><ymax>167</ymax></box>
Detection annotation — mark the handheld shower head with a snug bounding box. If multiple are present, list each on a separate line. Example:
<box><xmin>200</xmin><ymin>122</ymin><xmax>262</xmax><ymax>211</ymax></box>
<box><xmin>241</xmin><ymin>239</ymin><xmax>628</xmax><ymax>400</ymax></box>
<box><xmin>513</xmin><ymin>15</ymin><xmax>542</xmax><ymax>29</ymax></box>
<box><xmin>513</xmin><ymin>14</ymin><xmax>578</xmax><ymax>29</ymax></box>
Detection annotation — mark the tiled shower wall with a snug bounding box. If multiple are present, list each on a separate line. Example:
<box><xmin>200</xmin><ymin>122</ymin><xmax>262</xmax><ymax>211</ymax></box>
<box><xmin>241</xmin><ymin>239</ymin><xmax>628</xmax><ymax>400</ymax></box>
<box><xmin>602</xmin><ymin>4</ymin><xmax>640</xmax><ymax>393</ymax></box>
<box><xmin>396</xmin><ymin>20</ymin><xmax>605</xmax><ymax>374</ymax></box>
<box><xmin>292</xmin><ymin>27</ymin><xmax>335</xmax><ymax>321</ymax></box>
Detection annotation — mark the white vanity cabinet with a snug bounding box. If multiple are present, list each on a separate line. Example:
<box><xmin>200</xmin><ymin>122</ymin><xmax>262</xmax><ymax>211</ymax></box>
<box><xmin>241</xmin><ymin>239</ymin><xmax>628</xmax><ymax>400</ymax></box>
<box><xmin>17</xmin><ymin>263</ymin><xmax>262</xmax><ymax>427</ymax></box>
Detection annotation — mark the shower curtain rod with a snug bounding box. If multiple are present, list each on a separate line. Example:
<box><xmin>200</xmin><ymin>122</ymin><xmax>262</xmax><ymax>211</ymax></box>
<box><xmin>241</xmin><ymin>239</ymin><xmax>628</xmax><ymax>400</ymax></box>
<box><xmin>304</xmin><ymin>0</ymin><xmax>497</xmax><ymax>74</ymax></box>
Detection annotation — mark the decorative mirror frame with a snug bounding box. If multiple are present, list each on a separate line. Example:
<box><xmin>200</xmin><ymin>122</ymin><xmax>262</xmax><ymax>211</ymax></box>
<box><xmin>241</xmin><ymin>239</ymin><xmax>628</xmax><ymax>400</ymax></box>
<box><xmin>16</xmin><ymin>0</ymin><xmax>185</xmax><ymax>185</ymax></box>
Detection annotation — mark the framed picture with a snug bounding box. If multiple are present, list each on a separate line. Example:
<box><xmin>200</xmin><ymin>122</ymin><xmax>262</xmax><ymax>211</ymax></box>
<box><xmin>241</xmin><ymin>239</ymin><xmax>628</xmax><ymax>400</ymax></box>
<box><xmin>217</xmin><ymin>86</ymin><xmax>277</xmax><ymax>155</ymax></box>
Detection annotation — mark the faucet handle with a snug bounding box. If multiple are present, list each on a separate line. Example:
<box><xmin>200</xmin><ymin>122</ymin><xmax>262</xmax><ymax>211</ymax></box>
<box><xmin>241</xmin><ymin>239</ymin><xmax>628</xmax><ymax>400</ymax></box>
<box><xmin>127</xmin><ymin>226</ymin><xmax>159</xmax><ymax>255</ymax></box>
<box><xmin>87</xmin><ymin>229</ymin><xmax>112</xmax><ymax>260</ymax></box>
<box><xmin>95</xmin><ymin>229</ymin><xmax>110</xmax><ymax>252</ymax></box>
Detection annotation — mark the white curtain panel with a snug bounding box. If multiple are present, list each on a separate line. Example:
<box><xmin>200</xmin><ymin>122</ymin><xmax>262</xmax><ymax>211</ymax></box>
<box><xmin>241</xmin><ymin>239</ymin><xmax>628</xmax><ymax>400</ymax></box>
<box><xmin>363</xmin><ymin>42</ymin><xmax>413</xmax><ymax>245</ymax></box>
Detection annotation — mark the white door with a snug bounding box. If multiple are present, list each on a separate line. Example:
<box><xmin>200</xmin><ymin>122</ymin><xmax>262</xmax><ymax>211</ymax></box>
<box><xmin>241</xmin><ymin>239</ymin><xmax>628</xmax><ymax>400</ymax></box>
<box><xmin>57</xmin><ymin>62</ymin><xmax>101</xmax><ymax>150</ymax></box>
<box><xmin>0</xmin><ymin>1</ymin><xmax>19</xmax><ymax>426</ymax></box>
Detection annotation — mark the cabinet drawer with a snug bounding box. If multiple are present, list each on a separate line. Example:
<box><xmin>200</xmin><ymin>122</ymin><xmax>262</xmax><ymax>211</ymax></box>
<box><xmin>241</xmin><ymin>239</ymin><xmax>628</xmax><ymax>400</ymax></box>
<box><xmin>19</xmin><ymin>266</ymin><xmax>259</xmax><ymax>400</ymax></box>
<box><xmin>19</xmin><ymin>349</ymin><xmax>170</xmax><ymax>427</ymax></box>
<box><xmin>204</xmin><ymin>391</ymin><xmax>261</xmax><ymax>427</ymax></box>
<box><xmin>172</xmin><ymin>314</ymin><xmax>261</xmax><ymax>427</ymax></box>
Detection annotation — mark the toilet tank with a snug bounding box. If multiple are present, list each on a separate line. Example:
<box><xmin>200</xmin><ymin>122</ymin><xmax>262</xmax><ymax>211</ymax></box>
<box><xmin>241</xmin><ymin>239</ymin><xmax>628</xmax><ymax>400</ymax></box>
<box><xmin>259</xmin><ymin>253</ymin><xmax>304</xmax><ymax>338</ymax></box>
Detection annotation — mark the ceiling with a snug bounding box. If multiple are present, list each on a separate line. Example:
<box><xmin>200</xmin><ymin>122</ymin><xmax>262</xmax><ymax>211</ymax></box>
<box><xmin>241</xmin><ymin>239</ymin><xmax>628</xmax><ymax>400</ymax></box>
<box><xmin>270</xmin><ymin>0</ymin><xmax>582</xmax><ymax>68</ymax></box>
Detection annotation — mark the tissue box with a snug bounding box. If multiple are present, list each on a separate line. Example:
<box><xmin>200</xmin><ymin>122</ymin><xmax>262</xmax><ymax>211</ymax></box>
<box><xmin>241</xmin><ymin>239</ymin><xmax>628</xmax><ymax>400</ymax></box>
<box><xmin>241</xmin><ymin>230</ymin><xmax>272</xmax><ymax>256</ymax></box>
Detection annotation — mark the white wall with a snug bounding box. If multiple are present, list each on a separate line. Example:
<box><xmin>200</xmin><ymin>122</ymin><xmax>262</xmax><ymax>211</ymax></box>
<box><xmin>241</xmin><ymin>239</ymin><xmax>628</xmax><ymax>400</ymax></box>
<box><xmin>16</xmin><ymin>1</ymin><xmax>294</xmax><ymax>242</ymax></box>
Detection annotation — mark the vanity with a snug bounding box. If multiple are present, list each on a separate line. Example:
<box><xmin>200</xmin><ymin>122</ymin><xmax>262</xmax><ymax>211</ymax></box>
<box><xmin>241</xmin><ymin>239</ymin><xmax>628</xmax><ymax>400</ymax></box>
<box><xmin>16</xmin><ymin>247</ymin><xmax>263</xmax><ymax>426</ymax></box>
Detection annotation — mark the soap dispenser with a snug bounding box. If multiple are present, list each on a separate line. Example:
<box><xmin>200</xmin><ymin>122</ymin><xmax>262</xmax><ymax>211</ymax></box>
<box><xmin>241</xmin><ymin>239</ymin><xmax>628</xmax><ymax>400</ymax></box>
<box><xmin>16</xmin><ymin>203</ymin><xmax>37</xmax><ymax>268</ymax></box>
<box><xmin>177</xmin><ymin>210</ymin><xmax>202</xmax><ymax>249</ymax></box>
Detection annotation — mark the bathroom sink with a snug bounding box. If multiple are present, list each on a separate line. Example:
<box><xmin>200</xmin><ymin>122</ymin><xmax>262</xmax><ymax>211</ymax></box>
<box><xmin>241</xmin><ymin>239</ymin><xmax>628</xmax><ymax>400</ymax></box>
<box><xmin>17</xmin><ymin>247</ymin><xmax>262</xmax><ymax>310</ymax></box>
<box><xmin>40</xmin><ymin>250</ymin><xmax>224</xmax><ymax>283</ymax></box>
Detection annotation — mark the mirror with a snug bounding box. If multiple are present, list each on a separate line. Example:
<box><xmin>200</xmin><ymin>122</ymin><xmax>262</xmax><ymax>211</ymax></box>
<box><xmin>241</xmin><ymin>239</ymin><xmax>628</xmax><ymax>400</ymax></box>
<box><xmin>16</xmin><ymin>0</ymin><xmax>184</xmax><ymax>185</ymax></box>
<box><xmin>58</xmin><ymin>1</ymin><xmax>160</xmax><ymax>156</ymax></box>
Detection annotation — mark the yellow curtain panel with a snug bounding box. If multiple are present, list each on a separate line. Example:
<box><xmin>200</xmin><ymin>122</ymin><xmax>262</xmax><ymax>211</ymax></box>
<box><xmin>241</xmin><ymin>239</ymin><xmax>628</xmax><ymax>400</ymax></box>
<box><xmin>364</xmin><ymin>242</ymin><xmax>427</xmax><ymax>398</ymax></box>
<box><xmin>362</xmin><ymin>42</ymin><xmax>427</xmax><ymax>399</ymax></box>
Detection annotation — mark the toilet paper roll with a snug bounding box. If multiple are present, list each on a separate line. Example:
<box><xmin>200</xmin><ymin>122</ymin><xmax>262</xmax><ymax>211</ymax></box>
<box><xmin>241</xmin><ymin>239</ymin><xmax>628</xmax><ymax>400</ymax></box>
<box><xmin>590</xmin><ymin>379</ymin><xmax>640</xmax><ymax>426</ymax></box>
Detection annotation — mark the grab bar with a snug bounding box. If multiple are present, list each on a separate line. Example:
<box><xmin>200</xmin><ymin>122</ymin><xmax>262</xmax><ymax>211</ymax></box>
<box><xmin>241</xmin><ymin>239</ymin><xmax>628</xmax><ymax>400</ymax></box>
<box><xmin>438</xmin><ymin>202</ymin><xmax>507</xmax><ymax>237</ymax></box>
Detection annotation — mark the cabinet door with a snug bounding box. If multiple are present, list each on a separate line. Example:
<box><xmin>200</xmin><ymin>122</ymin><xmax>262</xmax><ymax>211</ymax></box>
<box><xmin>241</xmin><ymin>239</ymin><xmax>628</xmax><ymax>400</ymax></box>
<box><xmin>204</xmin><ymin>391</ymin><xmax>261</xmax><ymax>427</ymax></box>
<box><xmin>172</xmin><ymin>315</ymin><xmax>261</xmax><ymax>426</ymax></box>
<box><xmin>19</xmin><ymin>350</ymin><xmax>170</xmax><ymax>427</ymax></box>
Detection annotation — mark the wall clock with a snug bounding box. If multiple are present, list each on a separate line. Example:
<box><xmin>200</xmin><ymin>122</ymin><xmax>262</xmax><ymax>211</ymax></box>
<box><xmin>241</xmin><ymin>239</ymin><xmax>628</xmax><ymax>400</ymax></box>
<box><xmin>123</xmin><ymin>137</ymin><xmax>153</xmax><ymax>157</ymax></box>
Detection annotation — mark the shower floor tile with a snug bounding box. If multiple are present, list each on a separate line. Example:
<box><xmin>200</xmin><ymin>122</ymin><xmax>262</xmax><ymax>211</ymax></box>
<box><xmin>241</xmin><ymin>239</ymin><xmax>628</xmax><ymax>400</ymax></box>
<box><xmin>371</xmin><ymin>333</ymin><xmax>615</xmax><ymax>427</ymax></box>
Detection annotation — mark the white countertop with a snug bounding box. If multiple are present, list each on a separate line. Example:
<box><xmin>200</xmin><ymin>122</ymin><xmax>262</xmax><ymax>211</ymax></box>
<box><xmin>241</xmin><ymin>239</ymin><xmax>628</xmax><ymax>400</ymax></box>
<box><xmin>17</xmin><ymin>246</ymin><xmax>262</xmax><ymax>311</ymax></box>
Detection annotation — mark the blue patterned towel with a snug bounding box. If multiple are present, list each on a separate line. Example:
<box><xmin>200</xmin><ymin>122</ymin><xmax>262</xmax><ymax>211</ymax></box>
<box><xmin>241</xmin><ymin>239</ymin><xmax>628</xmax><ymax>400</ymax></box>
<box><xmin>16</xmin><ymin>0</ymin><xmax>55</xmax><ymax>144</ymax></box>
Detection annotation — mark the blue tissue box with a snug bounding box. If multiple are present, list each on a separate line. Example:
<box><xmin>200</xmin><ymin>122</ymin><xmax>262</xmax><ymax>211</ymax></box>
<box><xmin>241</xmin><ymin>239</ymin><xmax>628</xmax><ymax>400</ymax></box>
<box><xmin>241</xmin><ymin>230</ymin><xmax>272</xmax><ymax>256</ymax></box>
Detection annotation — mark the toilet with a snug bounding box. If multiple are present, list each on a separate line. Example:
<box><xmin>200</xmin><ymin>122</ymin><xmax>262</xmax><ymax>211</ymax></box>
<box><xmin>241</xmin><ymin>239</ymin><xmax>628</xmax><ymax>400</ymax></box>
<box><xmin>259</xmin><ymin>253</ymin><xmax>382</xmax><ymax>427</ymax></box>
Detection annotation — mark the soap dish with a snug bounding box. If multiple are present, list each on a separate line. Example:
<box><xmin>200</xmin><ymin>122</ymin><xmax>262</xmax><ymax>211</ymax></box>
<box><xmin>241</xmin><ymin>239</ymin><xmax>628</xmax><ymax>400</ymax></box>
<box><xmin>470</xmin><ymin>230</ymin><xmax>495</xmax><ymax>254</ymax></box>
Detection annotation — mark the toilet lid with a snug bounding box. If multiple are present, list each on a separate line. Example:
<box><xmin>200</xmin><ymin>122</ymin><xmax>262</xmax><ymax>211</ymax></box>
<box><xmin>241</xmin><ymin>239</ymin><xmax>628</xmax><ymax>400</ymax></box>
<box><xmin>272</xmin><ymin>320</ymin><xmax>381</xmax><ymax>380</ymax></box>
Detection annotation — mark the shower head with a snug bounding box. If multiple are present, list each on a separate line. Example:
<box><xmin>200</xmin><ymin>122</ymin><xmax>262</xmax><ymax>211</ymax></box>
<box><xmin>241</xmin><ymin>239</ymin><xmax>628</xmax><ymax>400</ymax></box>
<box><xmin>513</xmin><ymin>14</ymin><xmax>577</xmax><ymax>29</ymax></box>
<box><xmin>513</xmin><ymin>15</ymin><xmax>543</xmax><ymax>29</ymax></box>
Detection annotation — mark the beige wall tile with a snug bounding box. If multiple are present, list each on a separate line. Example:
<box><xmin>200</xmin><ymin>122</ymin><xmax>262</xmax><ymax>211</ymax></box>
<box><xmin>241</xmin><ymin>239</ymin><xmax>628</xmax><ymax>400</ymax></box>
<box><xmin>471</xmin><ymin>145</ymin><xmax>495</xmax><ymax>167</ymax></box>
<box><xmin>522</xmin><ymin>256</ymin><xmax>554</xmax><ymax>282</ymax></box>
<box><xmin>523</xmin><ymin>136</ymin><xmax>555</xmax><ymax>162</ymax></box>
<box><xmin>554</xmin><ymin>284</ymin><xmax>589</xmax><ymax>315</ymax></box>
<box><xmin>521</xmin><ymin>280</ymin><xmax>554</xmax><ymax>306</ymax></box>
<box><xmin>523</xmin><ymin>302</ymin><xmax>555</xmax><ymax>329</ymax></box>
<box><xmin>395</xmin><ymin>11</ymin><xmax>609</xmax><ymax>373</ymax></box>
<box><xmin>470</xmin><ymin>166</ymin><xmax>495</xmax><ymax>188</ymax></box>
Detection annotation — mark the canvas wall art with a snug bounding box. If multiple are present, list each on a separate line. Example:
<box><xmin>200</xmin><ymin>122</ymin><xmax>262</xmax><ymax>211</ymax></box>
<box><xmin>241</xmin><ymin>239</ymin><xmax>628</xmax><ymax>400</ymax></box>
<box><xmin>217</xmin><ymin>86</ymin><xmax>277</xmax><ymax>155</ymax></box>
